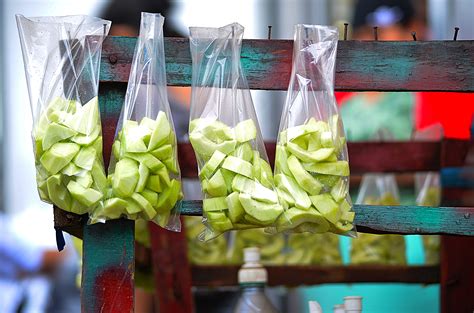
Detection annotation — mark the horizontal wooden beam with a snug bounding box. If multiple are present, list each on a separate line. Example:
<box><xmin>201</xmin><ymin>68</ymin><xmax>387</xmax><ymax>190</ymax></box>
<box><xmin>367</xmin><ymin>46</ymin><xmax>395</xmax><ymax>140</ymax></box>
<box><xmin>100</xmin><ymin>37</ymin><xmax>474</xmax><ymax>92</ymax></box>
<box><xmin>191</xmin><ymin>265</ymin><xmax>439</xmax><ymax>287</ymax></box>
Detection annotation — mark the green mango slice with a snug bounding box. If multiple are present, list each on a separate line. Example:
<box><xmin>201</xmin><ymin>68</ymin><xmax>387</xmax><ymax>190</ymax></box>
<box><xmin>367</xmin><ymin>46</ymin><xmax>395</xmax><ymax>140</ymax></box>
<box><xmin>199</xmin><ymin>150</ymin><xmax>227</xmax><ymax>179</ymax></box>
<box><xmin>287</xmin><ymin>155</ymin><xmax>322</xmax><ymax>195</ymax></box>
<box><xmin>275</xmin><ymin>174</ymin><xmax>311</xmax><ymax>210</ymax></box>
<box><xmin>303</xmin><ymin>161</ymin><xmax>350</xmax><ymax>176</ymax></box>
<box><xmin>234</xmin><ymin>119</ymin><xmax>257</xmax><ymax>143</ymax></box>
<box><xmin>238</xmin><ymin>193</ymin><xmax>283</xmax><ymax>224</ymax></box>
<box><xmin>226</xmin><ymin>191</ymin><xmax>245</xmax><ymax>223</ymax></box>
<box><xmin>310</xmin><ymin>194</ymin><xmax>340</xmax><ymax>224</ymax></box>
<box><xmin>67</xmin><ymin>180</ymin><xmax>103</xmax><ymax>207</ymax></box>
<box><xmin>276</xmin><ymin>207</ymin><xmax>329</xmax><ymax>233</ymax></box>
<box><xmin>148</xmin><ymin>111</ymin><xmax>171</xmax><ymax>150</ymax></box>
<box><xmin>150</xmin><ymin>144</ymin><xmax>172</xmax><ymax>160</ymax></box>
<box><xmin>46</xmin><ymin>174</ymin><xmax>72</xmax><ymax>211</ymax></box>
<box><xmin>73</xmin><ymin>146</ymin><xmax>96</xmax><ymax>170</ymax></box>
<box><xmin>222</xmin><ymin>155</ymin><xmax>253</xmax><ymax>178</ymax></box>
<box><xmin>203</xmin><ymin>197</ymin><xmax>227</xmax><ymax>212</ymax></box>
<box><xmin>42</xmin><ymin>122</ymin><xmax>77</xmax><ymax>150</ymax></box>
<box><xmin>40</xmin><ymin>142</ymin><xmax>80</xmax><ymax>174</ymax></box>
<box><xmin>112</xmin><ymin>158</ymin><xmax>139</xmax><ymax>197</ymax></box>
<box><xmin>135</xmin><ymin>163</ymin><xmax>150</xmax><ymax>193</ymax></box>
<box><xmin>207</xmin><ymin>170</ymin><xmax>228</xmax><ymax>197</ymax></box>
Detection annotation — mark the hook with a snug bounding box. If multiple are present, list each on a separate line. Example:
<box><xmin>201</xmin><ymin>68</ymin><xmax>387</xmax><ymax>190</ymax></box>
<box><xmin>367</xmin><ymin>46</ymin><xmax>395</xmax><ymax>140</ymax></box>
<box><xmin>267</xmin><ymin>25</ymin><xmax>272</xmax><ymax>40</ymax></box>
<box><xmin>373</xmin><ymin>26</ymin><xmax>378</xmax><ymax>41</ymax></box>
<box><xmin>344</xmin><ymin>23</ymin><xmax>348</xmax><ymax>40</ymax></box>
<box><xmin>411</xmin><ymin>31</ymin><xmax>417</xmax><ymax>41</ymax></box>
<box><xmin>454</xmin><ymin>27</ymin><xmax>460</xmax><ymax>41</ymax></box>
<box><xmin>103</xmin><ymin>24</ymin><xmax>107</xmax><ymax>37</ymax></box>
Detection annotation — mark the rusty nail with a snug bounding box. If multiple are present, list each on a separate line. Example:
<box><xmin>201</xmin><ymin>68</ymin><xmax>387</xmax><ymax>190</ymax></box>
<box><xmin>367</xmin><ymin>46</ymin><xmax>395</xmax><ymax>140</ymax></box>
<box><xmin>267</xmin><ymin>25</ymin><xmax>272</xmax><ymax>40</ymax></box>
<box><xmin>109</xmin><ymin>55</ymin><xmax>118</xmax><ymax>64</ymax></box>
<box><xmin>373</xmin><ymin>26</ymin><xmax>378</xmax><ymax>41</ymax></box>
<box><xmin>344</xmin><ymin>23</ymin><xmax>349</xmax><ymax>40</ymax></box>
<box><xmin>411</xmin><ymin>31</ymin><xmax>417</xmax><ymax>41</ymax></box>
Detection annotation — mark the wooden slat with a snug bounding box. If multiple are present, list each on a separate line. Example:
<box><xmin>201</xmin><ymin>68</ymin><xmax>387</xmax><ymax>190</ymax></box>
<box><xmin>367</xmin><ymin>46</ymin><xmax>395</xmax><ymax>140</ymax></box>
<box><xmin>191</xmin><ymin>265</ymin><xmax>439</xmax><ymax>287</ymax></box>
<box><xmin>81</xmin><ymin>219</ymin><xmax>135</xmax><ymax>313</ymax></box>
<box><xmin>100</xmin><ymin>38</ymin><xmax>474</xmax><ymax>92</ymax></box>
<box><xmin>179</xmin><ymin>202</ymin><xmax>474</xmax><ymax>236</ymax></box>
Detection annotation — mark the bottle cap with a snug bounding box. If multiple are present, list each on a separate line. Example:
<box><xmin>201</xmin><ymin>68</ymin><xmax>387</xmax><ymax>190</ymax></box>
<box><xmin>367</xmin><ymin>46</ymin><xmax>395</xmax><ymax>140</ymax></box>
<box><xmin>238</xmin><ymin>247</ymin><xmax>267</xmax><ymax>284</ymax></box>
<box><xmin>344</xmin><ymin>296</ymin><xmax>362</xmax><ymax>311</ymax></box>
<box><xmin>244</xmin><ymin>247</ymin><xmax>260</xmax><ymax>263</ymax></box>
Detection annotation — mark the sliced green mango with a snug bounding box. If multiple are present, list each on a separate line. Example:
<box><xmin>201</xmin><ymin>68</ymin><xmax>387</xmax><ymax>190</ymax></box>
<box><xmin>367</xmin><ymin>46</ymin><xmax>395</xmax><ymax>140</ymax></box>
<box><xmin>275</xmin><ymin>145</ymin><xmax>292</xmax><ymax>176</ymax></box>
<box><xmin>37</xmin><ymin>180</ymin><xmax>50</xmax><ymax>203</ymax></box>
<box><xmin>112</xmin><ymin>158</ymin><xmax>139</xmax><ymax>197</ymax></box>
<box><xmin>61</xmin><ymin>163</ymin><xmax>83</xmax><ymax>176</ymax></box>
<box><xmin>199</xmin><ymin>120</ymin><xmax>234</xmax><ymax>143</ymax></box>
<box><xmin>73</xmin><ymin>146</ymin><xmax>96</xmax><ymax>170</ymax></box>
<box><xmin>208</xmin><ymin>213</ymin><xmax>233</xmax><ymax>232</ymax></box>
<box><xmin>148</xmin><ymin>111</ymin><xmax>171</xmax><ymax>150</ymax></box>
<box><xmin>140</xmin><ymin>189</ymin><xmax>159</xmax><ymax>207</ymax></box>
<box><xmin>207</xmin><ymin>170</ymin><xmax>228</xmax><ymax>197</ymax></box>
<box><xmin>276</xmin><ymin>207</ymin><xmax>329</xmax><ymax>233</ymax></box>
<box><xmin>146</xmin><ymin>175</ymin><xmax>162</xmax><ymax>192</ymax></box>
<box><xmin>76</xmin><ymin>173</ymin><xmax>93</xmax><ymax>188</ymax></box>
<box><xmin>238</xmin><ymin>193</ymin><xmax>283</xmax><ymax>224</ymax></box>
<box><xmin>330</xmin><ymin>178</ymin><xmax>348</xmax><ymax>202</ymax></box>
<box><xmin>46</xmin><ymin>174</ymin><xmax>72</xmax><ymax>211</ymax></box>
<box><xmin>320</xmin><ymin>131</ymin><xmax>333</xmax><ymax>148</ymax></box>
<box><xmin>34</xmin><ymin>139</ymin><xmax>44</xmax><ymax>160</ymax></box>
<box><xmin>329</xmin><ymin>221</ymin><xmax>353</xmax><ymax>234</ymax></box>
<box><xmin>91</xmin><ymin>160</ymin><xmax>108</xmax><ymax>191</ymax></box>
<box><xmin>199</xmin><ymin>150</ymin><xmax>227</xmax><ymax>179</ymax></box>
<box><xmin>287</xmin><ymin>155</ymin><xmax>322</xmax><ymax>195</ymax></box>
<box><xmin>112</xmin><ymin>140</ymin><xmax>121</xmax><ymax>159</ymax></box>
<box><xmin>287</xmin><ymin>142</ymin><xmax>334</xmax><ymax>163</ymax></box>
<box><xmin>341</xmin><ymin>211</ymin><xmax>355</xmax><ymax>223</ymax></box>
<box><xmin>131</xmin><ymin>193</ymin><xmax>156</xmax><ymax>219</ymax></box>
<box><xmin>226</xmin><ymin>191</ymin><xmax>245</xmax><ymax>223</ymax></box>
<box><xmin>222</xmin><ymin>155</ymin><xmax>253</xmax><ymax>178</ymax></box>
<box><xmin>203</xmin><ymin>197</ymin><xmax>227</xmax><ymax>212</ymax></box>
<box><xmin>156</xmin><ymin>179</ymin><xmax>181</xmax><ymax>213</ymax></box>
<box><xmin>189</xmin><ymin>132</ymin><xmax>236</xmax><ymax>157</ymax></box>
<box><xmin>306</xmin><ymin>132</ymin><xmax>322</xmax><ymax>151</ymax></box>
<box><xmin>303</xmin><ymin>161</ymin><xmax>350</xmax><ymax>176</ymax></box>
<box><xmin>259</xmin><ymin>159</ymin><xmax>274</xmax><ymax>189</ymax></box>
<box><xmin>163</xmin><ymin>158</ymin><xmax>179</xmax><ymax>174</ymax></box>
<box><xmin>40</xmin><ymin>142</ymin><xmax>80</xmax><ymax>174</ymax></box>
<box><xmin>313</xmin><ymin>174</ymin><xmax>340</xmax><ymax>188</ymax></box>
<box><xmin>234</xmin><ymin>119</ymin><xmax>257</xmax><ymax>143</ymax></box>
<box><xmin>140</xmin><ymin>117</ymin><xmax>157</xmax><ymax>131</ymax></box>
<box><xmin>70</xmin><ymin>200</ymin><xmax>89</xmax><ymax>215</ymax></box>
<box><xmin>102</xmin><ymin>198</ymin><xmax>128</xmax><ymax>219</ymax></box>
<box><xmin>221</xmin><ymin>168</ymin><xmax>236</xmax><ymax>193</ymax></box>
<box><xmin>67</xmin><ymin>180</ymin><xmax>102</xmax><ymax>207</ymax></box>
<box><xmin>232</xmin><ymin>143</ymin><xmax>253</xmax><ymax>162</ymax></box>
<box><xmin>156</xmin><ymin>166</ymin><xmax>171</xmax><ymax>187</ymax></box>
<box><xmin>123</xmin><ymin>124</ymin><xmax>148</xmax><ymax>153</ymax></box>
<box><xmin>150</xmin><ymin>144</ymin><xmax>172</xmax><ymax>160</ymax></box>
<box><xmin>275</xmin><ymin>174</ymin><xmax>311</xmax><ymax>210</ymax></box>
<box><xmin>42</xmin><ymin>123</ymin><xmax>77</xmax><ymax>150</ymax></box>
<box><xmin>65</xmin><ymin>97</ymin><xmax>100</xmax><ymax>135</ymax></box>
<box><xmin>125</xmin><ymin>152</ymin><xmax>164</xmax><ymax>172</ymax></box>
<box><xmin>243</xmin><ymin>214</ymin><xmax>273</xmax><ymax>226</ymax></box>
<box><xmin>135</xmin><ymin>163</ymin><xmax>149</xmax><ymax>193</ymax></box>
<box><xmin>232</xmin><ymin>175</ymin><xmax>278</xmax><ymax>204</ymax></box>
<box><xmin>70</xmin><ymin>126</ymin><xmax>100</xmax><ymax>145</ymax></box>
<box><xmin>310</xmin><ymin>194</ymin><xmax>340</xmax><ymax>224</ymax></box>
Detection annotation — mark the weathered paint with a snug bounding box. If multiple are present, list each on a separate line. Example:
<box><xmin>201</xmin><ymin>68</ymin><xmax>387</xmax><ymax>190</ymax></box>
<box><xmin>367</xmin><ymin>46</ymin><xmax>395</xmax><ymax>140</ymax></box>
<box><xmin>81</xmin><ymin>219</ymin><xmax>134</xmax><ymax>313</ymax></box>
<box><xmin>441</xmin><ymin>167</ymin><xmax>474</xmax><ymax>188</ymax></box>
<box><xmin>100</xmin><ymin>37</ymin><xmax>474</xmax><ymax>92</ymax></box>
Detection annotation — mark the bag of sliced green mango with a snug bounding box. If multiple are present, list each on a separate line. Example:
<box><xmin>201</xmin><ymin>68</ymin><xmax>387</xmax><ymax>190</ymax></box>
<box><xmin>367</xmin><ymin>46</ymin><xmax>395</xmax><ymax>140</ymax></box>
<box><xmin>351</xmin><ymin>174</ymin><xmax>406</xmax><ymax>265</ymax></box>
<box><xmin>287</xmin><ymin>233</ymin><xmax>341</xmax><ymax>265</ymax></box>
<box><xmin>185</xmin><ymin>217</ymin><xmax>228</xmax><ymax>265</ymax></box>
<box><xmin>273</xmin><ymin>24</ymin><xmax>354</xmax><ymax>235</ymax></box>
<box><xmin>17</xmin><ymin>15</ymin><xmax>110</xmax><ymax>215</ymax></box>
<box><xmin>189</xmin><ymin>23</ymin><xmax>283</xmax><ymax>239</ymax></box>
<box><xmin>416</xmin><ymin>172</ymin><xmax>441</xmax><ymax>264</ymax></box>
<box><xmin>226</xmin><ymin>229</ymin><xmax>286</xmax><ymax>265</ymax></box>
<box><xmin>93</xmin><ymin>13</ymin><xmax>182</xmax><ymax>230</ymax></box>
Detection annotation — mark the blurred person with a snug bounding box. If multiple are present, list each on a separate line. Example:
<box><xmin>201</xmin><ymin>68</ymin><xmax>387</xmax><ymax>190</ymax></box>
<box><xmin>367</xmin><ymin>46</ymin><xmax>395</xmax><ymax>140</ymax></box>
<box><xmin>0</xmin><ymin>207</ymin><xmax>79</xmax><ymax>313</ymax></box>
<box><xmin>337</xmin><ymin>0</ymin><xmax>474</xmax><ymax>140</ymax></box>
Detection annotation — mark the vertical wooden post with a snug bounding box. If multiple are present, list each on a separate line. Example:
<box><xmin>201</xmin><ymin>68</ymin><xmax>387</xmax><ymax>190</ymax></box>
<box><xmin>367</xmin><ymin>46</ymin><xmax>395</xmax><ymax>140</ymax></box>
<box><xmin>440</xmin><ymin>118</ymin><xmax>474</xmax><ymax>313</ymax></box>
<box><xmin>149</xmin><ymin>219</ymin><xmax>194</xmax><ymax>313</ymax></box>
<box><xmin>82</xmin><ymin>219</ymin><xmax>135</xmax><ymax>313</ymax></box>
<box><xmin>81</xmin><ymin>83</ymin><xmax>135</xmax><ymax>313</ymax></box>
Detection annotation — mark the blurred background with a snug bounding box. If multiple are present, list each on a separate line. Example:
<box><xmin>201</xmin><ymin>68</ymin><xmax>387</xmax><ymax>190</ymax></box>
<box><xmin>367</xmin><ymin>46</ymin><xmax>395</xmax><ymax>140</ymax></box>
<box><xmin>1</xmin><ymin>0</ymin><xmax>473</xmax><ymax>312</ymax></box>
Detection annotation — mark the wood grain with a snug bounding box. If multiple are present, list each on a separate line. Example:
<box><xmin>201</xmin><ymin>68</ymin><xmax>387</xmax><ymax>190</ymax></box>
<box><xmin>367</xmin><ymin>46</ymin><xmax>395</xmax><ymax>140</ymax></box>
<box><xmin>191</xmin><ymin>265</ymin><xmax>439</xmax><ymax>287</ymax></box>
<box><xmin>100</xmin><ymin>37</ymin><xmax>474</xmax><ymax>92</ymax></box>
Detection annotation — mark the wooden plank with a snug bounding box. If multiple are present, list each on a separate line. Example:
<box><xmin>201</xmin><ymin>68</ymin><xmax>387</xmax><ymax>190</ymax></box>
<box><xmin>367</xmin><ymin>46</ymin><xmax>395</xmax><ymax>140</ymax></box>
<box><xmin>149</xmin><ymin>221</ymin><xmax>194</xmax><ymax>313</ymax></box>
<box><xmin>191</xmin><ymin>265</ymin><xmax>439</xmax><ymax>287</ymax></box>
<box><xmin>179</xmin><ymin>202</ymin><xmax>474</xmax><ymax>236</ymax></box>
<box><xmin>81</xmin><ymin>219</ymin><xmax>135</xmax><ymax>313</ymax></box>
<box><xmin>100</xmin><ymin>38</ymin><xmax>474</xmax><ymax>92</ymax></box>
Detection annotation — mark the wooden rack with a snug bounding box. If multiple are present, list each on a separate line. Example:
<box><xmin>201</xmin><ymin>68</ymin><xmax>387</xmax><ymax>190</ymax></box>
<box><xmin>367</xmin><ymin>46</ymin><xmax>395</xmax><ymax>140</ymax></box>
<box><xmin>54</xmin><ymin>37</ymin><xmax>474</xmax><ymax>313</ymax></box>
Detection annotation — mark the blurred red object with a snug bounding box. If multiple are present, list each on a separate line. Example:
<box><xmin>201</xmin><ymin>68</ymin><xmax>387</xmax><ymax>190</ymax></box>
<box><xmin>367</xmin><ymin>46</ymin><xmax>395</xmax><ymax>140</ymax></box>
<box><xmin>335</xmin><ymin>92</ymin><xmax>474</xmax><ymax>139</ymax></box>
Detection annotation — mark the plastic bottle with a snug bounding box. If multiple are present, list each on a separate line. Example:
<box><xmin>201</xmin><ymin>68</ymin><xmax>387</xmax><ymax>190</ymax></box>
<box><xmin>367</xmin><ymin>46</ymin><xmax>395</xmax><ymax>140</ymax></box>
<box><xmin>232</xmin><ymin>247</ymin><xmax>280</xmax><ymax>313</ymax></box>
<box><xmin>344</xmin><ymin>296</ymin><xmax>362</xmax><ymax>313</ymax></box>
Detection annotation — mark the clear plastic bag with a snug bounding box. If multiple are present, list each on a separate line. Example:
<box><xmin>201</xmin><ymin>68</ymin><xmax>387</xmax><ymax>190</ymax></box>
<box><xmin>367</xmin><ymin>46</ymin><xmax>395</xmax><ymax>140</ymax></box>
<box><xmin>274</xmin><ymin>25</ymin><xmax>354</xmax><ymax>235</ymax></box>
<box><xmin>351</xmin><ymin>173</ymin><xmax>406</xmax><ymax>265</ymax></box>
<box><xmin>93</xmin><ymin>13</ymin><xmax>182</xmax><ymax>230</ymax></box>
<box><xmin>189</xmin><ymin>23</ymin><xmax>282</xmax><ymax>239</ymax></box>
<box><xmin>17</xmin><ymin>15</ymin><xmax>110</xmax><ymax>215</ymax></box>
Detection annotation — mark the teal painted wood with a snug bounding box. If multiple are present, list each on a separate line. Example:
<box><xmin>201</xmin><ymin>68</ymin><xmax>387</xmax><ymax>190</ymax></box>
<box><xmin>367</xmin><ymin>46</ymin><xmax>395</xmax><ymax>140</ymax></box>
<box><xmin>82</xmin><ymin>219</ymin><xmax>135</xmax><ymax>313</ymax></box>
<box><xmin>178</xmin><ymin>201</ymin><xmax>474</xmax><ymax>236</ymax></box>
<box><xmin>100</xmin><ymin>38</ymin><xmax>474</xmax><ymax>92</ymax></box>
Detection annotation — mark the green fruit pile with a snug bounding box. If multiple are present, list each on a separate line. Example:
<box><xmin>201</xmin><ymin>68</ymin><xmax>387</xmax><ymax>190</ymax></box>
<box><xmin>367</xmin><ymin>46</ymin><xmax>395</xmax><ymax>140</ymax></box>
<box><xmin>34</xmin><ymin>97</ymin><xmax>106</xmax><ymax>214</ymax></box>
<box><xmin>351</xmin><ymin>193</ymin><xmax>405</xmax><ymax>265</ymax></box>
<box><xmin>274</xmin><ymin>116</ymin><xmax>353</xmax><ymax>234</ymax></box>
<box><xmin>287</xmin><ymin>233</ymin><xmax>341</xmax><ymax>265</ymax></box>
<box><xmin>185</xmin><ymin>217</ymin><xmax>227</xmax><ymax>265</ymax></box>
<box><xmin>227</xmin><ymin>229</ymin><xmax>286</xmax><ymax>265</ymax></box>
<box><xmin>97</xmin><ymin>111</ymin><xmax>182</xmax><ymax>226</ymax></box>
<box><xmin>189</xmin><ymin>118</ymin><xmax>283</xmax><ymax>234</ymax></box>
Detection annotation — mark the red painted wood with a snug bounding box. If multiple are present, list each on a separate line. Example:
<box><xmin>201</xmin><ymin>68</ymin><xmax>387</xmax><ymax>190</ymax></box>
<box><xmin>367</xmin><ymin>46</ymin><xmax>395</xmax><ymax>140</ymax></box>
<box><xmin>149</xmin><ymin>220</ymin><xmax>194</xmax><ymax>313</ymax></box>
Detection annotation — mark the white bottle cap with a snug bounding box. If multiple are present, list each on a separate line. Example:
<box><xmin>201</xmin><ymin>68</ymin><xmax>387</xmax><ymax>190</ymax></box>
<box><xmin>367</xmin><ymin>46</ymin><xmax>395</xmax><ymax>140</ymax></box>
<box><xmin>333</xmin><ymin>304</ymin><xmax>345</xmax><ymax>313</ymax></box>
<box><xmin>238</xmin><ymin>247</ymin><xmax>267</xmax><ymax>284</ymax></box>
<box><xmin>308</xmin><ymin>301</ymin><xmax>323</xmax><ymax>313</ymax></box>
<box><xmin>344</xmin><ymin>296</ymin><xmax>362</xmax><ymax>311</ymax></box>
<box><xmin>244</xmin><ymin>247</ymin><xmax>260</xmax><ymax>263</ymax></box>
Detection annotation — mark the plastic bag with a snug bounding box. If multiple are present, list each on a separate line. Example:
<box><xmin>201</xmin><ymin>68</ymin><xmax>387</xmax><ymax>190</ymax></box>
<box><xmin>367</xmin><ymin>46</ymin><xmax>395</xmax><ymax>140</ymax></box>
<box><xmin>287</xmin><ymin>233</ymin><xmax>341</xmax><ymax>265</ymax></box>
<box><xmin>17</xmin><ymin>15</ymin><xmax>110</xmax><ymax>215</ymax></box>
<box><xmin>189</xmin><ymin>23</ymin><xmax>282</xmax><ymax>239</ymax></box>
<box><xmin>351</xmin><ymin>173</ymin><xmax>406</xmax><ymax>265</ymax></box>
<box><xmin>227</xmin><ymin>230</ymin><xmax>286</xmax><ymax>265</ymax></box>
<box><xmin>185</xmin><ymin>217</ymin><xmax>228</xmax><ymax>265</ymax></box>
<box><xmin>92</xmin><ymin>13</ymin><xmax>182</xmax><ymax>230</ymax></box>
<box><xmin>274</xmin><ymin>24</ymin><xmax>354</xmax><ymax>235</ymax></box>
